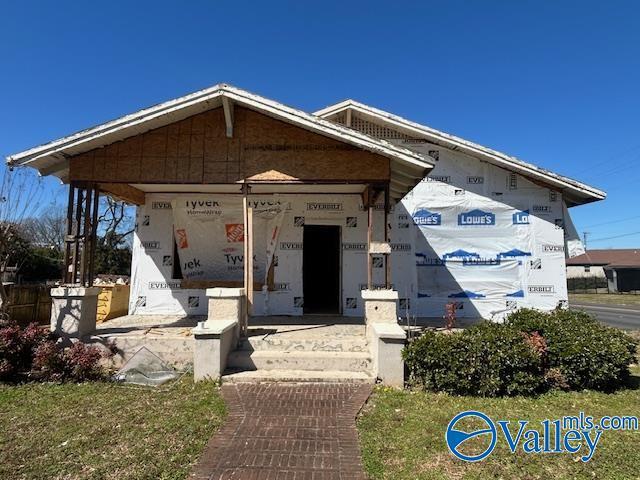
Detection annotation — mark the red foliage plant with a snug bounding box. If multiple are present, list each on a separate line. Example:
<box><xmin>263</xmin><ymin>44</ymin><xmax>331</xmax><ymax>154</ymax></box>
<box><xmin>522</xmin><ymin>331</ymin><xmax>547</xmax><ymax>358</ymax></box>
<box><xmin>0</xmin><ymin>319</ymin><xmax>115</xmax><ymax>383</ymax></box>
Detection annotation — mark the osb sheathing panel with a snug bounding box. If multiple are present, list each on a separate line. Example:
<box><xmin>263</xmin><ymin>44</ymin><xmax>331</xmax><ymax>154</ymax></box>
<box><xmin>69</xmin><ymin>107</ymin><xmax>390</xmax><ymax>184</ymax></box>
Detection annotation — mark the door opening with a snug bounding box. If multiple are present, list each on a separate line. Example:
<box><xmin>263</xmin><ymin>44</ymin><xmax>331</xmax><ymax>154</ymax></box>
<box><xmin>303</xmin><ymin>225</ymin><xmax>341</xmax><ymax>314</ymax></box>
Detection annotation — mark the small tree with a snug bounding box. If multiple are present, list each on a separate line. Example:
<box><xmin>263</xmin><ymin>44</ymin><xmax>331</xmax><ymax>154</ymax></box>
<box><xmin>21</xmin><ymin>205</ymin><xmax>66</xmax><ymax>251</ymax></box>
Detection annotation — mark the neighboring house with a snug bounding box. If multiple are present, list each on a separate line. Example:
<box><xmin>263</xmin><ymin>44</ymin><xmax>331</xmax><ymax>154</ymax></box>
<box><xmin>567</xmin><ymin>249</ymin><xmax>640</xmax><ymax>293</ymax></box>
<box><xmin>6</xmin><ymin>84</ymin><xmax>605</xmax><ymax>321</ymax></box>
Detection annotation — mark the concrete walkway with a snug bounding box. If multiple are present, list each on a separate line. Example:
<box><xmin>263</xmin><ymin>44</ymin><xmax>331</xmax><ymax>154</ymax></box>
<box><xmin>191</xmin><ymin>383</ymin><xmax>373</xmax><ymax>480</ymax></box>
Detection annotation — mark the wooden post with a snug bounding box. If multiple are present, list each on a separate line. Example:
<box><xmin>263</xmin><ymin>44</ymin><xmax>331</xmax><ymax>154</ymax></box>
<box><xmin>63</xmin><ymin>182</ymin><xmax>100</xmax><ymax>287</ymax></box>
<box><xmin>87</xmin><ymin>184</ymin><xmax>100</xmax><ymax>286</ymax></box>
<box><xmin>71</xmin><ymin>185</ymin><xmax>83</xmax><ymax>284</ymax></box>
<box><xmin>242</xmin><ymin>185</ymin><xmax>253</xmax><ymax>337</ymax></box>
<box><xmin>80</xmin><ymin>184</ymin><xmax>93</xmax><ymax>286</ymax></box>
<box><xmin>367</xmin><ymin>185</ymin><xmax>373</xmax><ymax>289</ymax></box>
<box><xmin>384</xmin><ymin>183</ymin><xmax>391</xmax><ymax>289</ymax></box>
<box><xmin>63</xmin><ymin>184</ymin><xmax>75</xmax><ymax>284</ymax></box>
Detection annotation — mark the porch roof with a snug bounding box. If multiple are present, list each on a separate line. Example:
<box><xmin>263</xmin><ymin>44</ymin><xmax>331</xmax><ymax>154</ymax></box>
<box><xmin>6</xmin><ymin>84</ymin><xmax>433</xmax><ymax>201</ymax></box>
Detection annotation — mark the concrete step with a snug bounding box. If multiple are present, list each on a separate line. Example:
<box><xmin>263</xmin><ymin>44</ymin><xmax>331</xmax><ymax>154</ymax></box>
<box><xmin>227</xmin><ymin>349</ymin><xmax>372</xmax><ymax>372</ymax></box>
<box><xmin>221</xmin><ymin>368</ymin><xmax>375</xmax><ymax>384</ymax></box>
<box><xmin>238</xmin><ymin>335</ymin><xmax>369</xmax><ymax>353</ymax></box>
<box><xmin>88</xmin><ymin>333</ymin><xmax>194</xmax><ymax>369</ymax></box>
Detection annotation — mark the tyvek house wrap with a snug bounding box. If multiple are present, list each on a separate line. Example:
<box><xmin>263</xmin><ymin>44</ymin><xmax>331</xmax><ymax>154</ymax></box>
<box><xmin>129</xmin><ymin>193</ymin><xmax>387</xmax><ymax>317</ymax></box>
<box><xmin>171</xmin><ymin>197</ymin><xmax>286</xmax><ymax>284</ymax></box>
<box><xmin>129</xmin><ymin>153</ymin><xmax>571</xmax><ymax>320</ymax></box>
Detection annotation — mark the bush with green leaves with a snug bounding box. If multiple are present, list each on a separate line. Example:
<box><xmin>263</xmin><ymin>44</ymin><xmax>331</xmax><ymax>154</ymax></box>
<box><xmin>403</xmin><ymin>323</ymin><xmax>545</xmax><ymax>397</ymax></box>
<box><xmin>507</xmin><ymin>308</ymin><xmax>637</xmax><ymax>391</ymax></box>
<box><xmin>403</xmin><ymin>309</ymin><xmax>637</xmax><ymax>396</ymax></box>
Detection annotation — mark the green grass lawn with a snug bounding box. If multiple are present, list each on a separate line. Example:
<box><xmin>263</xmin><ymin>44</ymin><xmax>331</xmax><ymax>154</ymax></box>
<box><xmin>0</xmin><ymin>377</ymin><xmax>225</xmax><ymax>480</ymax></box>
<box><xmin>358</xmin><ymin>368</ymin><xmax>640</xmax><ymax>480</ymax></box>
<box><xmin>569</xmin><ymin>293</ymin><xmax>640</xmax><ymax>306</ymax></box>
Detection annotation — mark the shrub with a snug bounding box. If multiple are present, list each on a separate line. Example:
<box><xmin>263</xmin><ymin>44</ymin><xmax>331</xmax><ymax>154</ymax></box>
<box><xmin>0</xmin><ymin>318</ymin><xmax>115</xmax><ymax>383</ymax></box>
<box><xmin>404</xmin><ymin>308</ymin><xmax>638</xmax><ymax>397</ymax></box>
<box><xmin>403</xmin><ymin>322</ymin><xmax>545</xmax><ymax>397</ymax></box>
<box><xmin>0</xmin><ymin>320</ymin><xmax>49</xmax><ymax>380</ymax></box>
<box><xmin>508</xmin><ymin>309</ymin><xmax>637</xmax><ymax>391</ymax></box>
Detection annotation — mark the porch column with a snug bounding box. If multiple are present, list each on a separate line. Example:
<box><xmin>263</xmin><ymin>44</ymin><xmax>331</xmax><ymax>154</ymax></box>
<box><xmin>52</xmin><ymin>181</ymin><xmax>101</xmax><ymax>339</ymax></box>
<box><xmin>362</xmin><ymin>182</ymin><xmax>406</xmax><ymax>387</ymax></box>
<box><xmin>384</xmin><ymin>183</ymin><xmax>391</xmax><ymax>288</ymax></box>
<box><xmin>64</xmin><ymin>181</ymin><xmax>100</xmax><ymax>286</ymax></box>
<box><xmin>242</xmin><ymin>184</ymin><xmax>253</xmax><ymax>337</ymax></box>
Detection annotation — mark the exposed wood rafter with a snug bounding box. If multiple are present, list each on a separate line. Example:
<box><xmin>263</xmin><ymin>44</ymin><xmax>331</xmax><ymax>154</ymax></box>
<box><xmin>38</xmin><ymin>161</ymin><xmax>67</xmax><ymax>177</ymax></box>
<box><xmin>222</xmin><ymin>96</ymin><xmax>234</xmax><ymax>138</ymax></box>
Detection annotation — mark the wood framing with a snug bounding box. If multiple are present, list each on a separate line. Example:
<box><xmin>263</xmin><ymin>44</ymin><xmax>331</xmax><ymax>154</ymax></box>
<box><xmin>68</xmin><ymin>107</ymin><xmax>391</xmax><ymax>185</ymax></box>
<box><xmin>99</xmin><ymin>183</ymin><xmax>146</xmax><ymax>205</ymax></box>
<box><xmin>63</xmin><ymin>182</ymin><xmax>100</xmax><ymax>286</ymax></box>
<box><xmin>242</xmin><ymin>189</ymin><xmax>254</xmax><ymax>337</ymax></box>
<box><xmin>222</xmin><ymin>97</ymin><xmax>234</xmax><ymax>138</ymax></box>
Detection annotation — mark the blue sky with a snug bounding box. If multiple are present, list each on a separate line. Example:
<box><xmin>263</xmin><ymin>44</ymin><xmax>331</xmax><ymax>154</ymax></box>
<box><xmin>1</xmin><ymin>1</ymin><xmax>639</xmax><ymax>248</ymax></box>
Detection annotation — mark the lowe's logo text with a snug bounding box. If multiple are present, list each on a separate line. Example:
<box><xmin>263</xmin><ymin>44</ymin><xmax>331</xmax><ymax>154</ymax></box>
<box><xmin>513</xmin><ymin>210</ymin><xmax>530</xmax><ymax>225</ymax></box>
<box><xmin>412</xmin><ymin>208</ymin><xmax>441</xmax><ymax>226</ymax></box>
<box><xmin>458</xmin><ymin>209</ymin><xmax>495</xmax><ymax>226</ymax></box>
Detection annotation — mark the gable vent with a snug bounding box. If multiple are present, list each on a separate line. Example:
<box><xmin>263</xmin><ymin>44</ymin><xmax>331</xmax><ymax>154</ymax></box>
<box><xmin>350</xmin><ymin>115</ymin><xmax>416</xmax><ymax>140</ymax></box>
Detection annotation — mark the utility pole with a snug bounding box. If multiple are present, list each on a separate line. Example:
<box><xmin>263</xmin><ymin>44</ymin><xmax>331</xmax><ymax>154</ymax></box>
<box><xmin>583</xmin><ymin>231</ymin><xmax>590</xmax><ymax>250</ymax></box>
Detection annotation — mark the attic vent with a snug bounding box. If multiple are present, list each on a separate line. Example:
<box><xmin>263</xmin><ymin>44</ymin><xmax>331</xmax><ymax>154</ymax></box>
<box><xmin>350</xmin><ymin>115</ymin><xmax>414</xmax><ymax>140</ymax></box>
<box><xmin>331</xmin><ymin>113</ymin><xmax>346</xmax><ymax>125</ymax></box>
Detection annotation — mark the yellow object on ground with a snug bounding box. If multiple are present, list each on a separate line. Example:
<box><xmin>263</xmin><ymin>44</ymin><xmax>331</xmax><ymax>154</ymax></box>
<box><xmin>97</xmin><ymin>285</ymin><xmax>130</xmax><ymax>323</ymax></box>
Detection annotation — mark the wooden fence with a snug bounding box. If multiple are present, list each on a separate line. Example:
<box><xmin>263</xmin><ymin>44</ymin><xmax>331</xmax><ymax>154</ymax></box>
<box><xmin>5</xmin><ymin>285</ymin><xmax>52</xmax><ymax>326</ymax></box>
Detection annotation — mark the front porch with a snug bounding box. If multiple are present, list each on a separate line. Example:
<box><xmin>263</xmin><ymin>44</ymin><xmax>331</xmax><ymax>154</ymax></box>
<box><xmin>90</xmin><ymin>309</ymin><xmax>482</xmax><ymax>384</ymax></box>
<box><xmin>22</xmin><ymin>85</ymin><xmax>435</xmax><ymax>386</ymax></box>
<box><xmin>91</xmin><ymin>313</ymin><xmax>376</xmax><ymax>383</ymax></box>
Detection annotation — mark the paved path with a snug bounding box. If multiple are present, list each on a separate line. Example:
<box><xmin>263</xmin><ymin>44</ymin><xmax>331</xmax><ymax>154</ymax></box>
<box><xmin>571</xmin><ymin>302</ymin><xmax>640</xmax><ymax>330</ymax></box>
<box><xmin>191</xmin><ymin>383</ymin><xmax>373</xmax><ymax>480</ymax></box>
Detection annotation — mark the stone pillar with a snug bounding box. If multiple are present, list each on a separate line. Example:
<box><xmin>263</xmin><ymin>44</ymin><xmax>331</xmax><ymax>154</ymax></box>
<box><xmin>206</xmin><ymin>287</ymin><xmax>245</xmax><ymax>326</ymax></box>
<box><xmin>192</xmin><ymin>287</ymin><xmax>244</xmax><ymax>381</ymax></box>
<box><xmin>361</xmin><ymin>289</ymin><xmax>406</xmax><ymax>387</ymax></box>
<box><xmin>361</xmin><ymin>289</ymin><xmax>399</xmax><ymax>324</ymax></box>
<box><xmin>192</xmin><ymin>320</ymin><xmax>238</xmax><ymax>381</ymax></box>
<box><xmin>50</xmin><ymin>287</ymin><xmax>100</xmax><ymax>338</ymax></box>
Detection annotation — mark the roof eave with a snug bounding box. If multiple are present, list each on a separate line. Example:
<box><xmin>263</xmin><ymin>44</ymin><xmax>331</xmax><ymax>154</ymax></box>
<box><xmin>315</xmin><ymin>101</ymin><xmax>606</xmax><ymax>207</ymax></box>
<box><xmin>7</xmin><ymin>85</ymin><xmax>433</xmax><ymax>183</ymax></box>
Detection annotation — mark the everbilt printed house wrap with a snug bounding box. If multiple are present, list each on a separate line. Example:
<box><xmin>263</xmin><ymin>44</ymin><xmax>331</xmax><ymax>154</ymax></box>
<box><xmin>6</xmin><ymin>84</ymin><xmax>605</xmax><ymax>320</ymax></box>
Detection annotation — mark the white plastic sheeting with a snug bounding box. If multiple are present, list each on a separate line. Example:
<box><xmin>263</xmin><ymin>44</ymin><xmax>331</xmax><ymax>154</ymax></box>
<box><xmin>562</xmin><ymin>202</ymin><xmax>586</xmax><ymax>258</ymax></box>
<box><xmin>129</xmin><ymin>144</ymin><xmax>573</xmax><ymax>320</ymax></box>
<box><xmin>391</xmin><ymin>141</ymin><xmax>570</xmax><ymax>320</ymax></box>
<box><xmin>129</xmin><ymin>193</ymin><xmax>385</xmax><ymax>317</ymax></box>
<box><xmin>171</xmin><ymin>196</ymin><xmax>286</xmax><ymax>284</ymax></box>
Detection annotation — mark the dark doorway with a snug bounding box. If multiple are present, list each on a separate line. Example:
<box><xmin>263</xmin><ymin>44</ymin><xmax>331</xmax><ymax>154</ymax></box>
<box><xmin>303</xmin><ymin>225</ymin><xmax>341</xmax><ymax>314</ymax></box>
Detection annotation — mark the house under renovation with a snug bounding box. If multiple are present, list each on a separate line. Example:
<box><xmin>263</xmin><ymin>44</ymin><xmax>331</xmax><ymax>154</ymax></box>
<box><xmin>6</xmin><ymin>84</ymin><xmax>605</xmax><ymax>385</ymax></box>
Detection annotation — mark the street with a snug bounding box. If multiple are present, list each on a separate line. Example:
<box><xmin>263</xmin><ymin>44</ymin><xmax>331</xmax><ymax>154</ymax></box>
<box><xmin>570</xmin><ymin>302</ymin><xmax>640</xmax><ymax>330</ymax></box>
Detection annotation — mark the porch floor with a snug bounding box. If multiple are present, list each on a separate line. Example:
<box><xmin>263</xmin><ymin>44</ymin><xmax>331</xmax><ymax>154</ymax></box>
<box><xmin>90</xmin><ymin>314</ymin><xmax>482</xmax><ymax>373</ymax></box>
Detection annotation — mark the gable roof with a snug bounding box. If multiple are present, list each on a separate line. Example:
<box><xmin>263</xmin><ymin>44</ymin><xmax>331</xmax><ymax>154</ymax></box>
<box><xmin>315</xmin><ymin>100</ymin><xmax>606</xmax><ymax>207</ymax></box>
<box><xmin>566</xmin><ymin>249</ymin><xmax>640</xmax><ymax>268</ymax></box>
<box><xmin>6</xmin><ymin>84</ymin><xmax>433</xmax><ymax>200</ymax></box>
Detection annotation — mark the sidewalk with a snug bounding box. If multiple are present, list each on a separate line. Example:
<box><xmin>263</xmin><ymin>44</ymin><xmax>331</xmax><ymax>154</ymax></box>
<box><xmin>191</xmin><ymin>383</ymin><xmax>372</xmax><ymax>480</ymax></box>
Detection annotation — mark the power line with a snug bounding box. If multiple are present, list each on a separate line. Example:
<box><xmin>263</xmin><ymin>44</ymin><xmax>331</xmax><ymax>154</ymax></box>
<box><xmin>583</xmin><ymin>214</ymin><xmax>640</xmax><ymax>229</ymax></box>
<box><xmin>589</xmin><ymin>231</ymin><xmax>640</xmax><ymax>243</ymax></box>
